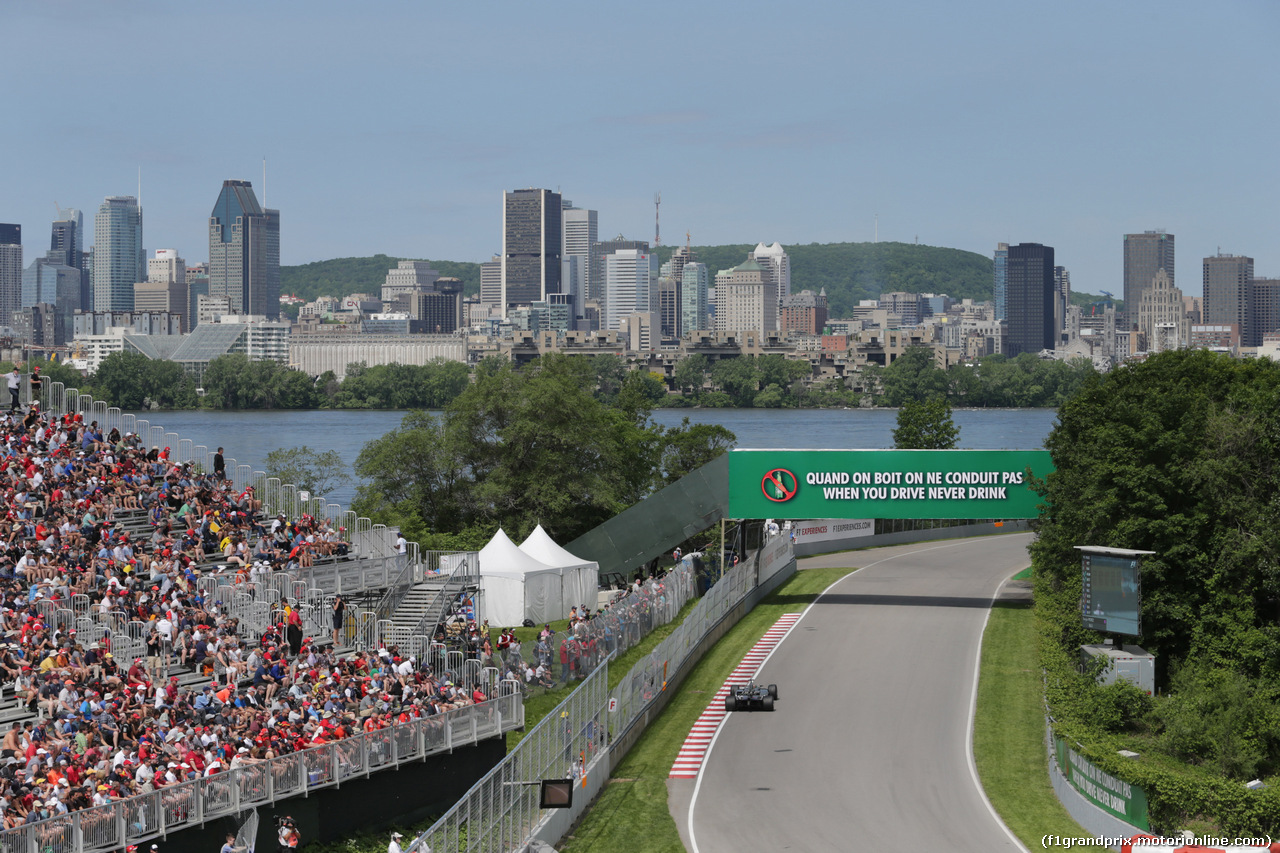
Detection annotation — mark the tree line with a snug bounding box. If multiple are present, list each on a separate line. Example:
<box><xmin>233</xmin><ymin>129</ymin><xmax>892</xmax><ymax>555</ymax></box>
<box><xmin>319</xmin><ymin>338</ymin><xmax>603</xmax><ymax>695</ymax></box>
<box><xmin>351</xmin><ymin>354</ymin><xmax>735</xmax><ymax>550</ymax></box>
<box><xmin>1032</xmin><ymin>349</ymin><xmax>1280</xmax><ymax>834</ymax></box>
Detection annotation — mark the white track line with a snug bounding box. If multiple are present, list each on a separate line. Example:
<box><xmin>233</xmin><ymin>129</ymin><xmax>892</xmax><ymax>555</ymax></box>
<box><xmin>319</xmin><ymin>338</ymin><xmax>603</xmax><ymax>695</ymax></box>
<box><xmin>686</xmin><ymin>534</ymin><xmax>1034</xmax><ymax>853</ymax></box>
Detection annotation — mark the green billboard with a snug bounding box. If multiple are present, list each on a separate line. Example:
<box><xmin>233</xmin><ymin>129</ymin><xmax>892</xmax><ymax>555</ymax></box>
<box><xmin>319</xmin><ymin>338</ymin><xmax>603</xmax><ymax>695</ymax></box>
<box><xmin>728</xmin><ymin>449</ymin><xmax>1053</xmax><ymax>520</ymax></box>
<box><xmin>1054</xmin><ymin>737</ymin><xmax>1150</xmax><ymax>829</ymax></box>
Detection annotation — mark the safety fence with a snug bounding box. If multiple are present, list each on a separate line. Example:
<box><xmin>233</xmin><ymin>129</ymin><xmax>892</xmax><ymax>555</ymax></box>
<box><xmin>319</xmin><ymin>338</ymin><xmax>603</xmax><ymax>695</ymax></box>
<box><xmin>0</xmin><ymin>685</ymin><xmax>524</xmax><ymax>853</ymax></box>
<box><xmin>405</xmin><ymin>563</ymin><xmax>699</xmax><ymax>853</ymax></box>
<box><xmin>405</xmin><ymin>539</ymin><xmax>795</xmax><ymax>853</ymax></box>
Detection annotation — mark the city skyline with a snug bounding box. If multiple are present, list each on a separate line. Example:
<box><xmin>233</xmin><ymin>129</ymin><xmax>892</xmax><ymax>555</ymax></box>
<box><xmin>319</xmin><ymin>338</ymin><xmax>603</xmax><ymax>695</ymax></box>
<box><xmin>3</xmin><ymin>2</ymin><xmax>1276</xmax><ymax>298</ymax></box>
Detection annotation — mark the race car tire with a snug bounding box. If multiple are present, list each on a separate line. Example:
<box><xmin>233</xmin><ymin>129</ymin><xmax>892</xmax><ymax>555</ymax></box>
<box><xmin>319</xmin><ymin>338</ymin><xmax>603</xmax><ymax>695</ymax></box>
<box><xmin>762</xmin><ymin>695</ymin><xmax>774</xmax><ymax>712</ymax></box>
<box><xmin>767</xmin><ymin>684</ymin><xmax>778</xmax><ymax>700</ymax></box>
<box><xmin>725</xmin><ymin>696</ymin><xmax>738</xmax><ymax>712</ymax></box>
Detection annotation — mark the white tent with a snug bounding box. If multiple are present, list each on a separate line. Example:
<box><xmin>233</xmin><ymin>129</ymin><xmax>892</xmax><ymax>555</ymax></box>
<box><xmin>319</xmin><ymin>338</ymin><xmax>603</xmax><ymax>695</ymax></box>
<box><xmin>478</xmin><ymin>529</ymin><xmax>565</xmax><ymax>628</ymax></box>
<box><xmin>518</xmin><ymin>525</ymin><xmax>600</xmax><ymax>617</ymax></box>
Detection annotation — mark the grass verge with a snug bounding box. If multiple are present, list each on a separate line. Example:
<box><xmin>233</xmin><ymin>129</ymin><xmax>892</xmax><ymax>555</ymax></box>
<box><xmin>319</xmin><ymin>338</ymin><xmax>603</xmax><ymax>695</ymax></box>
<box><xmin>559</xmin><ymin>566</ymin><xmax>854</xmax><ymax>853</ymax></box>
<box><xmin>974</xmin><ymin>598</ymin><xmax>1090</xmax><ymax>847</ymax></box>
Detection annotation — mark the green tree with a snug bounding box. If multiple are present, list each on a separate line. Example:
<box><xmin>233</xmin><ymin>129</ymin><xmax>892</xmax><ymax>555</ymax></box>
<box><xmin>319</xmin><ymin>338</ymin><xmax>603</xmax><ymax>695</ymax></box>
<box><xmin>879</xmin><ymin>346</ymin><xmax>949</xmax><ymax>406</ymax></box>
<box><xmin>658</xmin><ymin>419</ymin><xmax>736</xmax><ymax>484</ymax></box>
<box><xmin>673</xmin><ymin>354</ymin><xmax>709</xmax><ymax>396</ymax></box>
<box><xmin>892</xmin><ymin>397</ymin><xmax>958</xmax><ymax>449</ymax></box>
<box><xmin>263</xmin><ymin>446</ymin><xmax>348</xmax><ymax>497</ymax></box>
<box><xmin>710</xmin><ymin>357</ymin><xmax>760</xmax><ymax>406</ymax></box>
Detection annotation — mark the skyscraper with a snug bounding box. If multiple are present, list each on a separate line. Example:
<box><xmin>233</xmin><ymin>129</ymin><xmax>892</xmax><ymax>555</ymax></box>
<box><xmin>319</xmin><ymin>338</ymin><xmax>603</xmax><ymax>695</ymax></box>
<box><xmin>1123</xmin><ymin>231</ymin><xmax>1174</xmax><ymax>326</ymax></box>
<box><xmin>93</xmin><ymin>196</ymin><xmax>144</xmax><ymax>311</ymax></box>
<box><xmin>751</xmin><ymin>242</ymin><xmax>791</xmax><ymax>299</ymax></box>
<box><xmin>501</xmin><ymin>188</ymin><xmax>561</xmax><ymax>312</ymax></box>
<box><xmin>603</xmin><ymin>248</ymin><xmax>656</xmax><ymax>331</ymax></box>
<box><xmin>993</xmin><ymin>243</ymin><xmax>1009</xmax><ymax>322</ymax></box>
<box><xmin>50</xmin><ymin>209</ymin><xmax>92</xmax><ymax>312</ymax></box>
<box><xmin>208</xmin><ymin>180</ymin><xmax>280</xmax><ymax>318</ymax></box>
<box><xmin>590</xmin><ymin>236</ymin><xmax>648</xmax><ymax>305</ymax></box>
<box><xmin>479</xmin><ymin>255</ymin><xmax>502</xmax><ymax>306</ymax></box>
<box><xmin>1005</xmin><ymin>243</ymin><xmax>1055</xmax><ymax>357</ymax></box>
<box><xmin>1203</xmin><ymin>253</ymin><xmax>1255</xmax><ymax>346</ymax></box>
<box><xmin>681</xmin><ymin>262</ymin><xmax>709</xmax><ymax>335</ymax></box>
<box><xmin>1053</xmin><ymin>266</ymin><xmax>1071</xmax><ymax>344</ymax></box>
<box><xmin>0</xmin><ymin>224</ymin><xmax>20</xmax><ymax>326</ymax></box>
<box><xmin>562</xmin><ymin>207</ymin><xmax>597</xmax><ymax>289</ymax></box>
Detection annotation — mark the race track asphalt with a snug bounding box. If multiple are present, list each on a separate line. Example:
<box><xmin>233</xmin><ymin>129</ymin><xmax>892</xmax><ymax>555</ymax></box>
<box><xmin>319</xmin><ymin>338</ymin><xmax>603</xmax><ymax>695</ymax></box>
<box><xmin>677</xmin><ymin>533</ymin><xmax>1034</xmax><ymax>853</ymax></box>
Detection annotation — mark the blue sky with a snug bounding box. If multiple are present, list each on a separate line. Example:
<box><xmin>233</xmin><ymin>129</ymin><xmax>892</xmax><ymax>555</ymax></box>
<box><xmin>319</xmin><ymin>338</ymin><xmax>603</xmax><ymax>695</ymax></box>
<box><xmin>5</xmin><ymin>1</ymin><xmax>1277</xmax><ymax>297</ymax></box>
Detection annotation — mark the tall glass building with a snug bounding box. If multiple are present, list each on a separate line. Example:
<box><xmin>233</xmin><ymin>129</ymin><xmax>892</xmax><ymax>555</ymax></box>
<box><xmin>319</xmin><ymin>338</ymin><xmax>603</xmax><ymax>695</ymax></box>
<box><xmin>0</xmin><ymin>224</ymin><xmax>21</xmax><ymax>327</ymax></box>
<box><xmin>993</xmin><ymin>242</ymin><xmax>1008</xmax><ymax>322</ymax></box>
<box><xmin>93</xmin><ymin>197</ymin><xmax>144</xmax><ymax>311</ymax></box>
<box><xmin>208</xmin><ymin>180</ymin><xmax>280</xmax><ymax>319</ymax></box>
<box><xmin>681</xmin><ymin>261</ymin><xmax>710</xmax><ymax>335</ymax></box>
<box><xmin>1005</xmin><ymin>243</ymin><xmax>1055</xmax><ymax>357</ymax></box>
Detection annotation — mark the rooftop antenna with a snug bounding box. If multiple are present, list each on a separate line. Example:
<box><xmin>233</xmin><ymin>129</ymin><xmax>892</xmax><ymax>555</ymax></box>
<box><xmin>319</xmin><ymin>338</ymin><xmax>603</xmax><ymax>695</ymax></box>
<box><xmin>263</xmin><ymin>157</ymin><xmax>267</xmax><ymax>207</ymax></box>
<box><xmin>137</xmin><ymin>166</ymin><xmax>142</xmax><ymax>208</ymax></box>
<box><xmin>874</xmin><ymin>214</ymin><xmax>878</xmax><ymax>243</ymax></box>
<box><xmin>654</xmin><ymin>192</ymin><xmax>661</xmax><ymax>247</ymax></box>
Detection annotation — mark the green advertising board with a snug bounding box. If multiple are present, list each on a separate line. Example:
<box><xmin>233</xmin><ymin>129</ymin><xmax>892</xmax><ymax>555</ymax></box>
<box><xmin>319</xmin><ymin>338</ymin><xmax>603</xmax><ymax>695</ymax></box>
<box><xmin>1054</xmin><ymin>737</ymin><xmax>1150</xmax><ymax>830</ymax></box>
<box><xmin>727</xmin><ymin>449</ymin><xmax>1053</xmax><ymax>520</ymax></box>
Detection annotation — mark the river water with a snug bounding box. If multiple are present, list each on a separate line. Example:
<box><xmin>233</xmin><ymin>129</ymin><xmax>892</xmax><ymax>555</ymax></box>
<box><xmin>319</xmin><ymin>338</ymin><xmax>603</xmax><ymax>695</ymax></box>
<box><xmin>124</xmin><ymin>407</ymin><xmax>1060</xmax><ymax>509</ymax></box>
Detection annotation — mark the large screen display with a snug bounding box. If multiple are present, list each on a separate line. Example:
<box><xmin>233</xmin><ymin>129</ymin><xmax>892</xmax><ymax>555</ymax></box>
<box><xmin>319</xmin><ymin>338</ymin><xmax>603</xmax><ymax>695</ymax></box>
<box><xmin>1081</xmin><ymin>554</ymin><xmax>1141</xmax><ymax>636</ymax></box>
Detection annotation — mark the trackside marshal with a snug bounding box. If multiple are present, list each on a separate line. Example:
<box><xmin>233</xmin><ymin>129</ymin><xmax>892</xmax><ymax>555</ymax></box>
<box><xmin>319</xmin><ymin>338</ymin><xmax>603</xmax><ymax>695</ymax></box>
<box><xmin>728</xmin><ymin>449</ymin><xmax>1053</xmax><ymax>520</ymax></box>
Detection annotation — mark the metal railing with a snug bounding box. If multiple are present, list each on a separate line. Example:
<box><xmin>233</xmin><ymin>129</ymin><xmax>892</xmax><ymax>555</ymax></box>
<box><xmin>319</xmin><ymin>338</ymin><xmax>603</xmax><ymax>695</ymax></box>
<box><xmin>0</xmin><ymin>683</ymin><xmax>523</xmax><ymax>853</ymax></box>
<box><xmin>406</xmin><ymin>539</ymin><xmax>794</xmax><ymax>853</ymax></box>
<box><xmin>36</xmin><ymin>380</ymin><xmax>450</xmax><ymax>602</ymax></box>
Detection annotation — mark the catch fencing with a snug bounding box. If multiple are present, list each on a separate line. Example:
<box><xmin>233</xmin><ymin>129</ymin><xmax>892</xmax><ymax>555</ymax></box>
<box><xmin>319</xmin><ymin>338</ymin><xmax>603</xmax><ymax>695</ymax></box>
<box><xmin>405</xmin><ymin>537</ymin><xmax>796</xmax><ymax>853</ymax></box>
<box><xmin>0</xmin><ymin>685</ymin><xmax>524</xmax><ymax>853</ymax></box>
<box><xmin>405</xmin><ymin>562</ymin><xmax>700</xmax><ymax>853</ymax></box>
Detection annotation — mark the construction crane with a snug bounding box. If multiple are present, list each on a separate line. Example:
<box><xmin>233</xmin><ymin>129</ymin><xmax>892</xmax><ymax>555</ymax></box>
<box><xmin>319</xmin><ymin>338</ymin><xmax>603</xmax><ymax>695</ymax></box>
<box><xmin>654</xmin><ymin>192</ymin><xmax>661</xmax><ymax>247</ymax></box>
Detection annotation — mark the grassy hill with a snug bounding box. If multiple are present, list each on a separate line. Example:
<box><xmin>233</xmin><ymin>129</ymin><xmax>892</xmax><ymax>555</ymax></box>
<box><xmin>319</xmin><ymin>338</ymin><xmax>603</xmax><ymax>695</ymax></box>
<box><xmin>281</xmin><ymin>242</ymin><xmax>999</xmax><ymax>318</ymax></box>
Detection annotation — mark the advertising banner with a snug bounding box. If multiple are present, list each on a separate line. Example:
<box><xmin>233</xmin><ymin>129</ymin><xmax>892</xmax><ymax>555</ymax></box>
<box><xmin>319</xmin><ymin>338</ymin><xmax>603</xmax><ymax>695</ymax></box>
<box><xmin>789</xmin><ymin>519</ymin><xmax>875</xmax><ymax>545</ymax></box>
<box><xmin>1055</xmin><ymin>737</ymin><xmax>1150</xmax><ymax>830</ymax></box>
<box><xmin>728</xmin><ymin>449</ymin><xmax>1053</xmax><ymax>520</ymax></box>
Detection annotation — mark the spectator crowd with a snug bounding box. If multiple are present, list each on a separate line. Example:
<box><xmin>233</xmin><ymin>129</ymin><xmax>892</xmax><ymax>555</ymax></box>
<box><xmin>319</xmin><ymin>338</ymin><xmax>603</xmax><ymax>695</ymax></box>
<box><xmin>0</xmin><ymin>399</ymin><xmax>494</xmax><ymax>832</ymax></box>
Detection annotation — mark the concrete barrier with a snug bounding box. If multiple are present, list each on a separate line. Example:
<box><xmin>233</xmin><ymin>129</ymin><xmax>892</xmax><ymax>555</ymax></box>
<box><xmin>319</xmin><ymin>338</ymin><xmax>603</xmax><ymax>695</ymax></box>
<box><xmin>792</xmin><ymin>519</ymin><xmax>1031</xmax><ymax>557</ymax></box>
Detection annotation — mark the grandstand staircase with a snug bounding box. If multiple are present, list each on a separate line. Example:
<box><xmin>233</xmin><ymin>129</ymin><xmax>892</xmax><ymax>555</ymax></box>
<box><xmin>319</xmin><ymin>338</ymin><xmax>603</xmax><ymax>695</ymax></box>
<box><xmin>381</xmin><ymin>574</ymin><xmax>476</xmax><ymax>652</ymax></box>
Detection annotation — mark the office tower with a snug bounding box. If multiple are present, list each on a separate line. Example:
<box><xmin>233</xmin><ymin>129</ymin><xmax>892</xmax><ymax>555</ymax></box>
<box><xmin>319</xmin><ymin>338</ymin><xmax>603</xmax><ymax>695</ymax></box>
<box><xmin>1253</xmin><ymin>279</ymin><xmax>1280</xmax><ymax>342</ymax></box>
<box><xmin>1005</xmin><ymin>243</ymin><xmax>1055</xmax><ymax>357</ymax></box>
<box><xmin>590</xmin><ymin>236</ymin><xmax>648</xmax><ymax>304</ymax></box>
<box><xmin>1203</xmin><ymin>253</ymin><xmax>1255</xmax><ymax>346</ymax></box>
<box><xmin>1136</xmin><ymin>269</ymin><xmax>1188</xmax><ymax>351</ymax></box>
<box><xmin>93</xmin><ymin>196</ymin><xmax>144</xmax><ymax>311</ymax></box>
<box><xmin>681</xmin><ymin>262</ymin><xmax>709</xmax><ymax>335</ymax></box>
<box><xmin>878</xmin><ymin>292</ymin><xmax>922</xmax><ymax>326</ymax></box>
<box><xmin>1123</xmin><ymin>231</ymin><xmax>1174</xmax><ymax>326</ymax></box>
<box><xmin>49</xmin><ymin>210</ymin><xmax>81</xmax><ymax>267</ymax></box>
<box><xmin>208</xmin><ymin>180</ymin><xmax>280</xmax><ymax>318</ymax></box>
<box><xmin>148</xmin><ymin>248</ymin><xmax>186</xmax><ymax>286</ymax></box>
<box><xmin>993</xmin><ymin>243</ymin><xmax>1009</xmax><ymax>322</ymax></box>
<box><xmin>603</xmin><ymin>248</ymin><xmax>656</xmax><ymax>330</ymax></box>
<box><xmin>382</xmin><ymin>260</ymin><xmax>440</xmax><ymax>303</ymax></box>
<box><xmin>560</xmin><ymin>254</ymin><xmax>585</xmax><ymax>320</ymax></box>
<box><xmin>780</xmin><ymin>289</ymin><xmax>829</xmax><ymax>335</ymax></box>
<box><xmin>751</xmin><ymin>242</ymin><xmax>791</xmax><ymax>298</ymax></box>
<box><xmin>50</xmin><ymin>209</ymin><xmax>92</xmax><ymax>311</ymax></box>
<box><xmin>657</xmin><ymin>277</ymin><xmax>679</xmax><ymax>338</ymax></box>
<box><xmin>411</xmin><ymin>278</ymin><xmax>464</xmax><ymax>333</ymax></box>
<box><xmin>479</xmin><ymin>255</ymin><xmax>502</xmax><ymax>306</ymax></box>
<box><xmin>1053</xmin><ymin>266</ymin><xmax>1071</xmax><ymax>343</ymax></box>
<box><xmin>501</xmin><ymin>188</ymin><xmax>562</xmax><ymax>312</ymax></box>
<box><xmin>0</xmin><ymin>224</ymin><xmax>20</xmax><ymax>326</ymax></box>
<box><xmin>713</xmin><ymin>257</ymin><xmax>777</xmax><ymax>335</ymax></box>
<box><xmin>562</xmin><ymin>207</ymin><xmax>598</xmax><ymax>299</ymax></box>
<box><xmin>21</xmin><ymin>256</ymin><xmax>80</xmax><ymax>342</ymax></box>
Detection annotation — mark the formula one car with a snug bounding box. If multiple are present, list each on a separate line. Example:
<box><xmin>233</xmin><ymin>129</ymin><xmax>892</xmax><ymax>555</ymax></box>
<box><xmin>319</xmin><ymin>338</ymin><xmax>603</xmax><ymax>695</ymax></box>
<box><xmin>724</xmin><ymin>681</ymin><xmax>778</xmax><ymax>712</ymax></box>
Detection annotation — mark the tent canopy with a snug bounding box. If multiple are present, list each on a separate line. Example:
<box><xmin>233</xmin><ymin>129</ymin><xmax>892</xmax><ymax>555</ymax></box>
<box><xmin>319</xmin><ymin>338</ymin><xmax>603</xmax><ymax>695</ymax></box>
<box><xmin>479</xmin><ymin>529</ymin><xmax>564</xmax><ymax>627</ymax></box>
<box><xmin>519</xmin><ymin>525</ymin><xmax>600</xmax><ymax>618</ymax></box>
